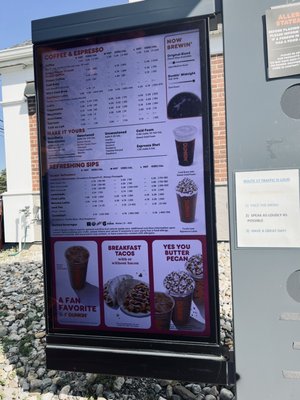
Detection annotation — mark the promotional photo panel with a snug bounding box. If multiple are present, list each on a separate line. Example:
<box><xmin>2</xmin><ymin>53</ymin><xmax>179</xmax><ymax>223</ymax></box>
<box><xmin>53</xmin><ymin>240</ymin><xmax>100</xmax><ymax>327</ymax></box>
<box><xmin>101</xmin><ymin>240</ymin><xmax>150</xmax><ymax>330</ymax></box>
<box><xmin>153</xmin><ymin>238</ymin><xmax>209</xmax><ymax>335</ymax></box>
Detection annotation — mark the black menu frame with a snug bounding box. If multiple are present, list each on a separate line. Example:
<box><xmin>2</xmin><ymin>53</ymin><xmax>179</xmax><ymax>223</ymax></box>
<box><xmin>34</xmin><ymin>16</ymin><xmax>230</xmax><ymax>383</ymax></box>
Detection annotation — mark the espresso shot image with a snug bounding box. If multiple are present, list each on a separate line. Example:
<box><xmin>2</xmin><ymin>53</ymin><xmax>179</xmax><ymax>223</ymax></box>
<box><xmin>65</xmin><ymin>245</ymin><xmax>90</xmax><ymax>290</ymax></box>
<box><xmin>167</xmin><ymin>92</ymin><xmax>202</xmax><ymax>119</ymax></box>
<box><xmin>174</xmin><ymin>125</ymin><xmax>197</xmax><ymax>166</ymax></box>
<box><xmin>176</xmin><ymin>178</ymin><xmax>198</xmax><ymax>223</ymax></box>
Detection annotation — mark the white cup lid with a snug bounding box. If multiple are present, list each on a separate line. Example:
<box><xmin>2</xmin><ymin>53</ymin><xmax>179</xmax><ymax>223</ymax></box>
<box><xmin>173</xmin><ymin>125</ymin><xmax>197</xmax><ymax>142</ymax></box>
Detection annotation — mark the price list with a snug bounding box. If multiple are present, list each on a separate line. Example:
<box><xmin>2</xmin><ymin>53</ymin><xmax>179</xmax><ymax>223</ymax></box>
<box><xmin>62</xmin><ymin>174</ymin><xmax>171</xmax><ymax>219</ymax></box>
<box><xmin>42</xmin><ymin>28</ymin><xmax>205</xmax><ymax>237</ymax></box>
<box><xmin>43</xmin><ymin>39</ymin><xmax>166</xmax><ymax>130</ymax></box>
<box><xmin>144</xmin><ymin>176</ymin><xmax>169</xmax><ymax>208</ymax></box>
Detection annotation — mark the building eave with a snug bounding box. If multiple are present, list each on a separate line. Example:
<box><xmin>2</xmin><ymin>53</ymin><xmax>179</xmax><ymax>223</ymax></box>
<box><xmin>0</xmin><ymin>44</ymin><xmax>33</xmax><ymax>70</ymax></box>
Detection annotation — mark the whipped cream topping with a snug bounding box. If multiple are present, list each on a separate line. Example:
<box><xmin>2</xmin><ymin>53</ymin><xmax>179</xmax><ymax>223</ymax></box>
<box><xmin>185</xmin><ymin>254</ymin><xmax>203</xmax><ymax>278</ymax></box>
<box><xmin>163</xmin><ymin>270</ymin><xmax>195</xmax><ymax>296</ymax></box>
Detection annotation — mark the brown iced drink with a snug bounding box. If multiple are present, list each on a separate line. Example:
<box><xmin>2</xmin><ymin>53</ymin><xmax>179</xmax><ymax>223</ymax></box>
<box><xmin>169</xmin><ymin>292</ymin><xmax>193</xmax><ymax>325</ymax></box>
<box><xmin>163</xmin><ymin>271</ymin><xmax>195</xmax><ymax>326</ymax></box>
<box><xmin>154</xmin><ymin>292</ymin><xmax>175</xmax><ymax>330</ymax></box>
<box><xmin>176</xmin><ymin>178</ymin><xmax>198</xmax><ymax>223</ymax></box>
<box><xmin>65</xmin><ymin>246</ymin><xmax>89</xmax><ymax>290</ymax></box>
<box><xmin>174</xmin><ymin>125</ymin><xmax>197</xmax><ymax>166</ymax></box>
<box><xmin>185</xmin><ymin>254</ymin><xmax>204</xmax><ymax>302</ymax></box>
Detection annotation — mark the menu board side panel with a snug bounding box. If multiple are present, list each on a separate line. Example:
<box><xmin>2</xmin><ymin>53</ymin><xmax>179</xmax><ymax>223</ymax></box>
<box><xmin>199</xmin><ymin>18</ymin><xmax>220</xmax><ymax>344</ymax></box>
<box><xmin>33</xmin><ymin>45</ymin><xmax>55</xmax><ymax>334</ymax></box>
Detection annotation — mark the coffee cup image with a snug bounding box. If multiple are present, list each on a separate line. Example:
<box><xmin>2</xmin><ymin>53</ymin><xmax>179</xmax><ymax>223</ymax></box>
<box><xmin>185</xmin><ymin>254</ymin><xmax>204</xmax><ymax>302</ymax></box>
<box><xmin>173</xmin><ymin>125</ymin><xmax>197</xmax><ymax>166</ymax></box>
<box><xmin>167</xmin><ymin>92</ymin><xmax>202</xmax><ymax>119</ymax></box>
<box><xmin>176</xmin><ymin>178</ymin><xmax>198</xmax><ymax>223</ymax></box>
<box><xmin>154</xmin><ymin>292</ymin><xmax>175</xmax><ymax>330</ymax></box>
<box><xmin>163</xmin><ymin>271</ymin><xmax>195</xmax><ymax>326</ymax></box>
<box><xmin>65</xmin><ymin>246</ymin><xmax>90</xmax><ymax>290</ymax></box>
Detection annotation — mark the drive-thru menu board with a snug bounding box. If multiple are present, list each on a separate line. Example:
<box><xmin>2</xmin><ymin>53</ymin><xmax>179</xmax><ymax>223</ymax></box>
<box><xmin>36</xmin><ymin>22</ymin><xmax>217</xmax><ymax>340</ymax></box>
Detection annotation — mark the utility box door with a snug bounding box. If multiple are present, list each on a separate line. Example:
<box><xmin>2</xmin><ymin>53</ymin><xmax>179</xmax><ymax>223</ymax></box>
<box><xmin>223</xmin><ymin>0</ymin><xmax>300</xmax><ymax>398</ymax></box>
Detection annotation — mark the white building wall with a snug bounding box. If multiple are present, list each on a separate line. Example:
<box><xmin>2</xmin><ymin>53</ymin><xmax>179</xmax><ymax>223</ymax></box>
<box><xmin>0</xmin><ymin>45</ymin><xmax>41</xmax><ymax>243</ymax></box>
<box><xmin>2</xmin><ymin>97</ymin><xmax>32</xmax><ymax>192</ymax></box>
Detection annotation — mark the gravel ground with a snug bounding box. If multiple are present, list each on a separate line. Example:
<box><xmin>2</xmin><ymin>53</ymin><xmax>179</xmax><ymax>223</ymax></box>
<box><xmin>0</xmin><ymin>242</ymin><xmax>234</xmax><ymax>400</ymax></box>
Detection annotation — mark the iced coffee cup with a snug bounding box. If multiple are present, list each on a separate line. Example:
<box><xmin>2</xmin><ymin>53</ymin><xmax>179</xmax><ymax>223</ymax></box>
<box><xmin>174</xmin><ymin>125</ymin><xmax>197</xmax><ymax>166</ymax></box>
<box><xmin>163</xmin><ymin>271</ymin><xmax>195</xmax><ymax>326</ymax></box>
<box><xmin>154</xmin><ymin>292</ymin><xmax>175</xmax><ymax>330</ymax></box>
<box><xmin>65</xmin><ymin>246</ymin><xmax>89</xmax><ymax>290</ymax></box>
<box><xmin>185</xmin><ymin>254</ymin><xmax>204</xmax><ymax>302</ymax></box>
<box><xmin>176</xmin><ymin>178</ymin><xmax>198</xmax><ymax>223</ymax></box>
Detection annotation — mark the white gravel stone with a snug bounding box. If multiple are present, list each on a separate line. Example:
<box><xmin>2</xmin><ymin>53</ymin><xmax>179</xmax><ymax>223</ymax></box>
<box><xmin>41</xmin><ymin>393</ymin><xmax>55</xmax><ymax>400</ymax></box>
<box><xmin>220</xmin><ymin>387</ymin><xmax>235</xmax><ymax>400</ymax></box>
<box><xmin>113</xmin><ymin>376</ymin><xmax>125</xmax><ymax>391</ymax></box>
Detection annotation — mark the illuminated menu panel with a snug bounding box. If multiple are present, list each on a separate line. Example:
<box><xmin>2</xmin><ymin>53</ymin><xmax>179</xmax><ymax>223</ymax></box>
<box><xmin>38</xmin><ymin>25</ymin><xmax>215</xmax><ymax>339</ymax></box>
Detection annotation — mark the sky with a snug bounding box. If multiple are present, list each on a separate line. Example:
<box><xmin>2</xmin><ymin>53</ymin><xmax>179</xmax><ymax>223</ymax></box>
<box><xmin>0</xmin><ymin>0</ymin><xmax>130</xmax><ymax>171</ymax></box>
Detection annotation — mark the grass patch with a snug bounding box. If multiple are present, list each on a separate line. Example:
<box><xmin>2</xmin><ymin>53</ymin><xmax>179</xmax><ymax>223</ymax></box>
<box><xmin>1</xmin><ymin>337</ymin><xmax>16</xmax><ymax>353</ymax></box>
<box><xmin>1</xmin><ymin>334</ymin><xmax>34</xmax><ymax>357</ymax></box>
<box><xmin>0</xmin><ymin>246</ymin><xmax>18</xmax><ymax>259</ymax></box>
<box><xmin>35</xmin><ymin>305</ymin><xmax>44</xmax><ymax>314</ymax></box>
<box><xmin>24</xmin><ymin>317</ymin><xmax>35</xmax><ymax>329</ymax></box>
<box><xmin>18</xmin><ymin>335</ymin><xmax>33</xmax><ymax>357</ymax></box>
<box><xmin>0</xmin><ymin>311</ymin><xmax>8</xmax><ymax>318</ymax></box>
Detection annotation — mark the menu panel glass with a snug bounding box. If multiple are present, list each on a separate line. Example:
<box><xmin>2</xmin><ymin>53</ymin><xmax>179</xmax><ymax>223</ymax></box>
<box><xmin>36</xmin><ymin>20</ymin><xmax>218</xmax><ymax>342</ymax></box>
